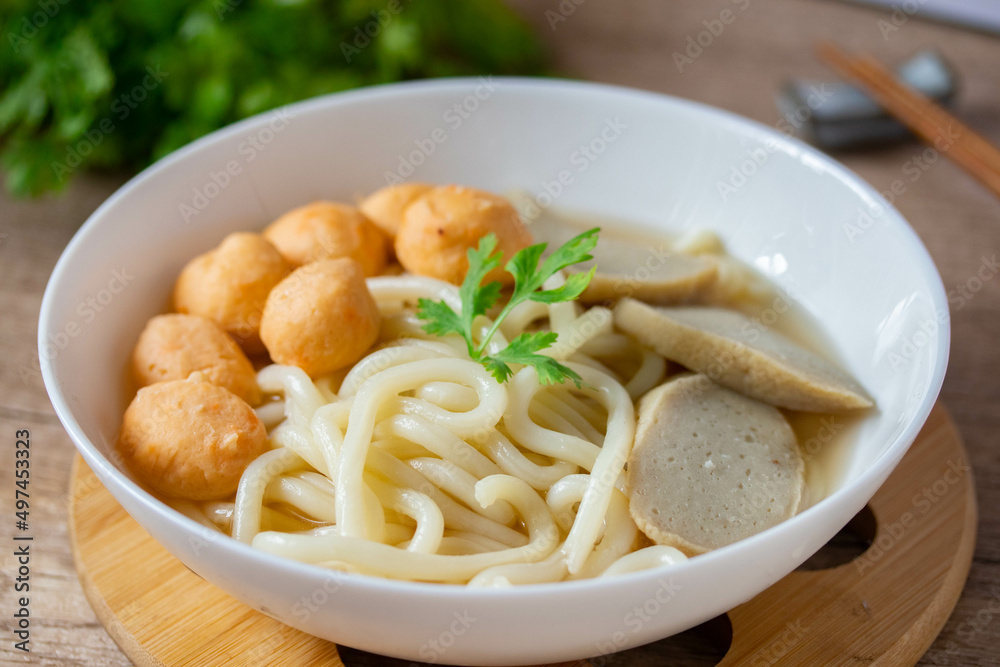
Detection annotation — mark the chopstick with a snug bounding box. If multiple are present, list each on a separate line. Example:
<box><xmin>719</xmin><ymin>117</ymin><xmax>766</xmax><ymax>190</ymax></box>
<box><xmin>817</xmin><ymin>42</ymin><xmax>1000</xmax><ymax>199</ymax></box>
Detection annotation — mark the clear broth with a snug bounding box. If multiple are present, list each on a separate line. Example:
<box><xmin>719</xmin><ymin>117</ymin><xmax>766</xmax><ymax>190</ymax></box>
<box><xmin>532</xmin><ymin>206</ymin><xmax>869</xmax><ymax>511</ymax></box>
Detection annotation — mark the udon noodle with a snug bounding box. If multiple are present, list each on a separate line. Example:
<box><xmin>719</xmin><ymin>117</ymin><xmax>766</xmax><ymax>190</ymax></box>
<box><xmin>126</xmin><ymin>185</ymin><xmax>870</xmax><ymax>587</ymax></box>
<box><xmin>174</xmin><ymin>271</ymin><xmax>688</xmax><ymax>585</ymax></box>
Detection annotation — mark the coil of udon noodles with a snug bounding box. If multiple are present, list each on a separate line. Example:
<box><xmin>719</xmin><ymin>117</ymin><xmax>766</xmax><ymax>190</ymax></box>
<box><xmin>175</xmin><ymin>271</ymin><xmax>688</xmax><ymax>585</ymax></box>
<box><xmin>128</xmin><ymin>186</ymin><xmax>872</xmax><ymax>586</ymax></box>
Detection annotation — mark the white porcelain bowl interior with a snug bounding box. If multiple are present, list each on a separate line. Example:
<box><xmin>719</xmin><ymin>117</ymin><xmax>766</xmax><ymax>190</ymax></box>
<box><xmin>40</xmin><ymin>78</ymin><xmax>948</xmax><ymax>665</ymax></box>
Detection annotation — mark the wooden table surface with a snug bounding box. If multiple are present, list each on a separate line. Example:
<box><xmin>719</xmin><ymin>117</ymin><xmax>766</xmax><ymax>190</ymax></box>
<box><xmin>1</xmin><ymin>1</ymin><xmax>998</xmax><ymax>665</ymax></box>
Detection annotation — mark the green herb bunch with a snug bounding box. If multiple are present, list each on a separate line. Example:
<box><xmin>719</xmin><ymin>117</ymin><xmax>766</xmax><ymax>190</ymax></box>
<box><xmin>0</xmin><ymin>0</ymin><xmax>547</xmax><ymax>196</ymax></box>
<box><xmin>417</xmin><ymin>228</ymin><xmax>600</xmax><ymax>387</ymax></box>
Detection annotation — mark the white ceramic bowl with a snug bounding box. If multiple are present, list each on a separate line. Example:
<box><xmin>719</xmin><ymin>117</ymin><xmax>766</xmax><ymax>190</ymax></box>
<box><xmin>40</xmin><ymin>78</ymin><xmax>949</xmax><ymax>665</ymax></box>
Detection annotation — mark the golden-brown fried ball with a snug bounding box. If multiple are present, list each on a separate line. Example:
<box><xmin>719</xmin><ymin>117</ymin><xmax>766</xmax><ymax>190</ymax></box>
<box><xmin>131</xmin><ymin>313</ymin><xmax>261</xmax><ymax>405</ymax></box>
<box><xmin>394</xmin><ymin>185</ymin><xmax>533</xmax><ymax>285</ymax></box>
<box><xmin>259</xmin><ymin>258</ymin><xmax>380</xmax><ymax>378</ymax></box>
<box><xmin>118</xmin><ymin>380</ymin><xmax>268</xmax><ymax>501</ymax></box>
<box><xmin>263</xmin><ymin>201</ymin><xmax>388</xmax><ymax>276</ymax></box>
<box><xmin>359</xmin><ymin>183</ymin><xmax>433</xmax><ymax>238</ymax></box>
<box><xmin>173</xmin><ymin>232</ymin><xmax>292</xmax><ymax>355</ymax></box>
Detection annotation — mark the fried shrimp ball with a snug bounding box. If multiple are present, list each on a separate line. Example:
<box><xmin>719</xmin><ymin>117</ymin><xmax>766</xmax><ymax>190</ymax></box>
<box><xmin>260</xmin><ymin>258</ymin><xmax>380</xmax><ymax>378</ymax></box>
<box><xmin>359</xmin><ymin>183</ymin><xmax>433</xmax><ymax>237</ymax></box>
<box><xmin>173</xmin><ymin>232</ymin><xmax>292</xmax><ymax>355</ymax></box>
<box><xmin>394</xmin><ymin>185</ymin><xmax>533</xmax><ymax>285</ymax></box>
<box><xmin>118</xmin><ymin>380</ymin><xmax>268</xmax><ymax>500</ymax></box>
<box><xmin>263</xmin><ymin>201</ymin><xmax>388</xmax><ymax>275</ymax></box>
<box><xmin>131</xmin><ymin>314</ymin><xmax>261</xmax><ymax>405</ymax></box>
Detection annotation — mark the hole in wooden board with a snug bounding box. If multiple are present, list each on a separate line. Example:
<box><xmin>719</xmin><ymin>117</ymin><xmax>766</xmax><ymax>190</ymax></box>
<box><xmin>337</xmin><ymin>644</ymin><xmax>593</xmax><ymax>667</ymax></box>
<box><xmin>587</xmin><ymin>613</ymin><xmax>733</xmax><ymax>666</ymax></box>
<box><xmin>336</xmin><ymin>645</ymin><xmax>415</xmax><ymax>666</ymax></box>
<box><xmin>336</xmin><ymin>614</ymin><xmax>734</xmax><ymax>667</ymax></box>
<box><xmin>795</xmin><ymin>504</ymin><xmax>877</xmax><ymax>571</ymax></box>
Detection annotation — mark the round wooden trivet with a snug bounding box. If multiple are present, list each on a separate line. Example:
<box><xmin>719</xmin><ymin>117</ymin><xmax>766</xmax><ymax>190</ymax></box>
<box><xmin>68</xmin><ymin>403</ymin><xmax>976</xmax><ymax>667</ymax></box>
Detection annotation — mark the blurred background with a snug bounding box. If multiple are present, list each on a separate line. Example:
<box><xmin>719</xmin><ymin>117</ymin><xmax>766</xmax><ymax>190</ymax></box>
<box><xmin>1</xmin><ymin>1</ymin><xmax>998</xmax><ymax>665</ymax></box>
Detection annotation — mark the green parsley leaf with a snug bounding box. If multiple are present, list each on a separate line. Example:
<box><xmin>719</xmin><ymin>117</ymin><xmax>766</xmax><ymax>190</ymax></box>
<box><xmin>481</xmin><ymin>356</ymin><xmax>514</xmax><ymax>384</ymax></box>
<box><xmin>416</xmin><ymin>226</ymin><xmax>600</xmax><ymax>387</ymax></box>
<box><xmin>473</xmin><ymin>281</ymin><xmax>504</xmax><ymax>323</ymax></box>
<box><xmin>488</xmin><ymin>331</ymin><xmax>584</xmax><ymax>388</ymax></box>
<box><xmin>458</xmin><ymin>234</ymin><xmax>503</xmax><ymax>336</ymax></box>
<box><xmin>506</xmin><ymin>243</ymin><xmax>547</xmax><ymax>298</ymax></box>
<box><xmin>528</xmin><ymin>266</ymin><xmax>596</xmax><ymax>304</ymax></box>
<box><xmin>538</xmin><ymin>226</ymin><xmax>600</xmax><ymax>276</ymax></box>
<box><xmin>416</xmin><ymin>298</ymin><xmax>463</xmax><ymax>338</ymax></box>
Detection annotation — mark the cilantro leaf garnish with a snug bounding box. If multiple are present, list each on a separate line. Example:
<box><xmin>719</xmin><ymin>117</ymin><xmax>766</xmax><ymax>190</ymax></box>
<box><xmin>417</xmin><ymin>227</ymin><xmax>600</xmax><ymax>387</ymax></box>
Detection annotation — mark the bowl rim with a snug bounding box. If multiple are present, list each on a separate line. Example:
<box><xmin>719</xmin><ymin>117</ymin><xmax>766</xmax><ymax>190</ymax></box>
<box><xmin>40</xmin><ymin>76</ymin><xmax>950</xmax><ymax>598</ymax></box>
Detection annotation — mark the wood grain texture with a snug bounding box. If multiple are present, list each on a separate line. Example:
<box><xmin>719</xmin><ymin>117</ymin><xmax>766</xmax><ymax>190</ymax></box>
<box><xmin>721</xmin><ymin>403</ymin><xmax>976</xmax><ymax>666</ymax></box>
<box><xmin>2</xmin><ymin>1</ymin><xmax>1000</xmax><ymax>665</ymax></box>
<box><xmin>68</xmin><ymin>459</ymin><xmax>345</xmax><ymax>667</ymax></box>
<box><xmin>66</xmin><ymin>405</ymin><xmax>974</xmax><ymax>667</ymax></box>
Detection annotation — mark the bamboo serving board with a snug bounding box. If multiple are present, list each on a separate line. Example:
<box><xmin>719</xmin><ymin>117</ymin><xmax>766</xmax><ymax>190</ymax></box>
<box><xmin>68</xmin><ymin>403</ymin><xmax>976</xmax><ymax>667</ymax></box>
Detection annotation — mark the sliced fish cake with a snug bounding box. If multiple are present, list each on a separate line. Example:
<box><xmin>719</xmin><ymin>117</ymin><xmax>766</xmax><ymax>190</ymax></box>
<box><xmin>581</xmin><ymin>243</ymin><xmax>717</xmax><ymax>305</ymax></box>
<box><xmin>614</xmin><ymin>300</ymin><xmax>873</xmax><ymax>412</ymax></box>
<box><xmin>528</xmin><ymin>214</ymin><xmax>717</xmax><ymax>305</ymax></box>
<box><xmin>627</xmin><ymin>374</ymin><xmax>804</xmax><ymax>555</ymax></box>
